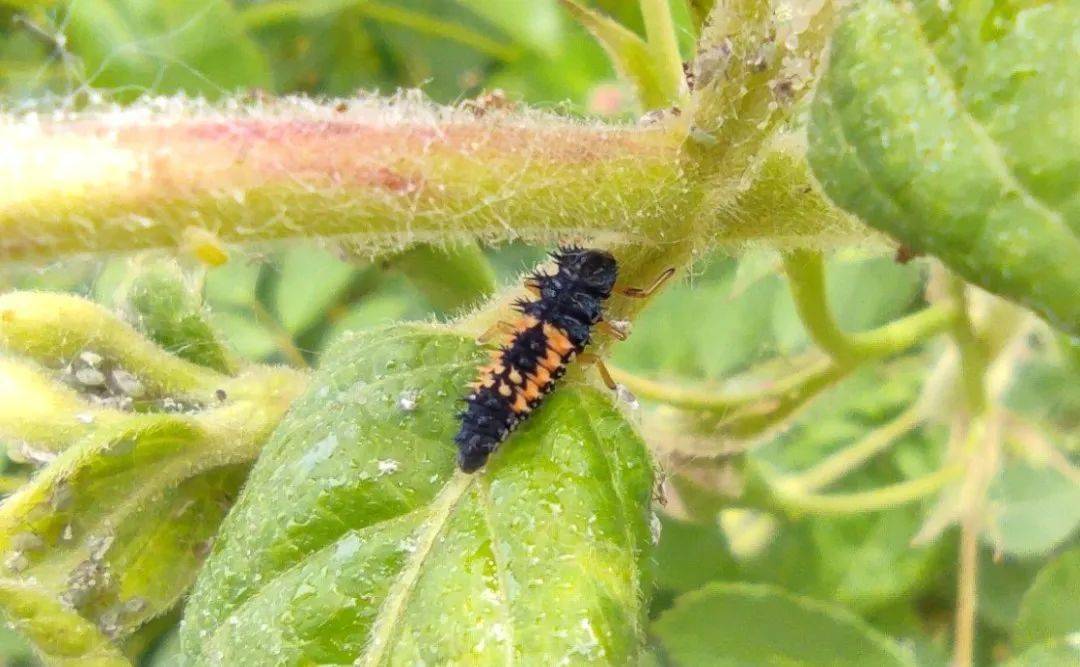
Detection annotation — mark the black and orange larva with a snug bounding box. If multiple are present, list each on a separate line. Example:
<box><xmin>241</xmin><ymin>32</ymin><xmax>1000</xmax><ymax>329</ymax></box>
<box><xmin>454</xmin><ymin>247</ymin><xmax>671</xmax><ymax>472</ymax></box>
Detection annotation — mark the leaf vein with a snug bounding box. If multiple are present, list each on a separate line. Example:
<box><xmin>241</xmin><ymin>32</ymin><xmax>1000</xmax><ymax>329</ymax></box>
<box><xmin>357</xmin><ymin>472</ymin><xmax>475</xmax><ymax>665</ymax></box>
<box><xmin>478</xmin><ymin>480</ymin><xmax>517</xmax><ymax>666</ymax></box>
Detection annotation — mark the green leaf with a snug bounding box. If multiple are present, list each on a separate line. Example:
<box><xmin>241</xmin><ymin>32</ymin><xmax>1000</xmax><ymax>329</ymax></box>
<box><xmin>558</xmin><ymin>0</ymin><xmax>676</xmax><ymax>110</ymax></box>
<box><xmin>1014</xmin><ymin>548</ymin><xmax>1080</xmax><ymax>651</ymax></box>
<box><xmin>63</xmin><ymin>0</ymin><xmax>271</xmax><ymax>99</ymax></box>
<box><xmin>118</xmin><ymin>260</ymin><xmax>236</xmax><ymax>374</ymax></box>
<box><xmin>979</xmin><ymin>552</ymin><xmax>1043</xmax><ymax>633</ymax></box>
<box><xmin>272</xmin><ymin>244</ymin><xmax>359</xmax><ymax>336</ymax></box>
<box><xmin>0</xmin><ymin>289</ymin><xmax>303</xmax><ymax>662</ymax></box>
<box><xmin>808</xmin><ymin>0</ymin><xmax>1080</xmax><ymax>335</ymax></box>
<box><xmin>204</xmin><ymin>261</ymin><xmax>262</xmax><ymax>309</ymax></box>
<box><xmin>653</xmin><ymin>516</ymin><xmax>736</xmax><ymax>595</ymax></box>
<box><xmin>652</xmin><ymin>582</ymin><xmax>913</xmax><ymax>666</ymax></box>
<box><xmin>1006</xmin><ymin>639</ymin><xmax>1080</xmax><ymax>667</ymax></box>
<box><xmin>207</xmin><ymin>311</ymin><xmax>279</xmax><ymax>363</ymax></box>
<box><xmin>0</xmin><ymin>378</ymin><xmax>293</xmax><ymax>662</ymax></box>
<box><xmin>455</xmin><ymin>0</ymin><xmax>564</xmax><ymax>56</ymax></box>
<box><xmin>986</xmin><ymin>463</ymin><xmax>1080</xmax><ymax>558</ymax></box>
<box><xmin>0</xmin><ymin>622</ymin><xmax>34</xmax><ymax>666</ymax></box>
<box><xmin>0</xmin><ymin>581</ymin><xmax>128</xmax><ymax>666</ymax></box>
<box><xmin>389</xmin><ymin>242</ymin><xmax>497</xmax><ymax>316</ymax></box>
<box><xmin>613</xmin><ymin>255</ymin><xmax>786</xmax><ymax>380</ymax></box>
<box><xmin>180</xmin><ymin>324</ymin><xmax>654</xmax><ymax>664</ymax></box>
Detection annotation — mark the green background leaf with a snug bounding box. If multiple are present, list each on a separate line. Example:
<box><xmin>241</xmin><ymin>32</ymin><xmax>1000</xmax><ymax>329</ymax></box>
<box><xmin>1013</xmin><ymin>548</ymin><xmax>1080</xmax><ymax>651</ymax></box>
<box><xmin>986</xmin><ymin>463</ymin><xmax>1080</xmax><ymax>558</ymax></box>
<box><xmin>652</xmin><ymin>582</ymin><xmax>914</xmax><ymax>666</ymax></box>
<box><xmin>63</xmin><ymin>0</ymin><xmax>270</xmax><ymax>99</ymax></box>
<box><xmin>180</xmin><ymin>324</ymin><xmax>654</xmax><ymax>664</ymax></box>
<box><xmin>809</xmin><ymin>0</ymin><xmax>1080</xmax><ymax>334</ymax></box>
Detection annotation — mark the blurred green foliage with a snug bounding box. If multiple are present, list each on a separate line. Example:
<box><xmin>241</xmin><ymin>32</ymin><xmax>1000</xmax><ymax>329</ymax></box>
<box><xmin>0</xmin><ymin>1</ymin><xmax>1076</xmax><ymax>666</ymax></box>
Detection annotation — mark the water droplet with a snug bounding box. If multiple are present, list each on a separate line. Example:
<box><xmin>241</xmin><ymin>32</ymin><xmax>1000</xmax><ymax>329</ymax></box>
<box><xmin>397</xmin><ymin>389</ymin><xmax>420</xmax><ymax>412</ymax></box>
<box><xmin>295</xmin><ymin>434</ymin><xmax>339</xmax><ymax>475</ymax></box>
<box><xmin>376</xmin><ymin>459</ymin><xmax>400</xmax><ymax>476</ymax></box>
<box><xmin>615</xmin><ymin>384</ymin><xmax>639</xmax><ymax>410</ymax></box>
<box><xmin>650</xmin><ymin>512</ymin><xmax>663</xmax><ymax>545</ymax></box>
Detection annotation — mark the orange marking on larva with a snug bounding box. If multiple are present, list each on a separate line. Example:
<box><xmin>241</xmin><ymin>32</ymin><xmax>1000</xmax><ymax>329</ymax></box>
<box><xmin>514</xmin><ymin>315</ymin><xmax>540</xmax><ymax>333</ymax></box>
<box><xmin>529</xmin><ymin>366</ymin><xmax>551</xmax><ymax>387</ymax></box>
<box><xmin>538</xmin><ymin>348</ymin><xmax>563</xmax><ymax>372</ymax></box>
<box><xmin>523</xmin><ymin>380</ymin><xmax>542</xmax><ymax>402</ymax></box>
<box><xmin>543</xmin><ymin>323</ymin><xmax>574</xmax><ymax>355</ymax></box>
<box><xmin>508</xmin><ymin>368</ymin><xmax>523</xmax><ymax>384</ymax></box>
<box><xmin>511</xmin><ymin>393</ymin><xmax>530</xmax><ymax>414</ymax></box>
<box><xmin>498</xmin><ymin>383</ymin><xmax>512</xmax><ymax>397</ymax></box>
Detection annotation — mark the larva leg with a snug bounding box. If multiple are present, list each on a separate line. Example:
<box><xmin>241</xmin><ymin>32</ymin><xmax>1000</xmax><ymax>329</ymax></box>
<box><xmin>476</xmin><ymin>320</ymin><xmax>515</xmax><ymax>344</ymax></box>
<box><xmin>596</xmin><ymin>320</ymin><xmax>628</xmax><ymax>341</ymax></box>
<box><xmin>618</xmin><ymin>267</ymin><xmax>675</xmax><ymax>299</ymax></box>
<box><xmin>578</xmin><ymin>353</ymin><xmax>617</xmax><ymax>391</ymax></box>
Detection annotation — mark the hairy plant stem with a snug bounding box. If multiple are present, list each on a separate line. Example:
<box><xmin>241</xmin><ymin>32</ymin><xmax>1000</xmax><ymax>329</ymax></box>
<box><xmin>639</xmin><ymin>0</ymin><xmax>688</xmax><ymax>106</ymax></box>
<box><xmin>0</xmin><ymin>104</ymin><xmax>687</xmax><ymax>261</ymax></box>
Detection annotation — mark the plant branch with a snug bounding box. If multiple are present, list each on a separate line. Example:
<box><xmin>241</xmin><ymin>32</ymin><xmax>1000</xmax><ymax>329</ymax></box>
<box><xmin>783</xmin><ymin>402</ymin><xmax>924</xmax><ymax>492</ymax></box>
<box><xmin>249</xmin><ymin>300</ymin><xmax>311</xmax><ymax>370</ymax></box>
<box><xmin>610</xmin><ymin>358</ymin><xmax>837</xmax><ymax>414</ymax></box>
<box><xmin>953</xmin><ymin>510</ymin><xmax>979</xmax><ymax>667</ymax></box>
<box><xmin>783</xmin><ymin>249</ymin><xmax>958</xmax><ymax>363</ymax></box>
<box><xmin>639</xmin><ymin>0</ymin><xmax>687</xmax><ymax>106</ymax></box>
<box><xmin>947</xmin><ymin>277</ymin><xmax>988</xmax><ymax>414</ymax></box>
<box><xmin>777</xmin><ymin>465</ymin><xmax>964</xmax><ymax>516</ymax></box>
<box><xmin>0</xmin><ymin>357</ymin><xmax>124</xmax><ymax>453</ymax></box>
<box><xmin>0</xmin><ymin>100</ymin><xmax>689</xmax><ymax>262</ymax></box>
<box><xmin>611</xmin><ymin>300</ymin><xmax>952</xmax><ymax>421</ymax></box>
<box><xmin>783</xmin><ymin>248</ymin><xmax>861</xmax><ymax>362</ymax></box>
<box><xmin>0</xmin><ymin>291</ymin><xmax>228</xmax><ymax>401</ymax></box>
<box><xmin>559</xmin><ymin>0</ymin><xmax>673</xmax><ymax>110</ymax></box>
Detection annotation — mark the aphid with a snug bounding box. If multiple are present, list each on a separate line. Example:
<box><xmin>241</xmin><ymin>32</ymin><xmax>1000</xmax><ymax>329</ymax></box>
<box><xmin>454</xmin><ymin>247</ymin><xmax>673</xmax><ymax>472</ymax></box>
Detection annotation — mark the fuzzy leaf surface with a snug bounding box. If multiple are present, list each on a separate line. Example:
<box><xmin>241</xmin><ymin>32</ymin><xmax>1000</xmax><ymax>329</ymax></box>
<box><xmin>809</xmin><ymin>0</ymin><xmax>1080</xmax><ymax>334</ymax></box>
<box><xmin>180</xmin><ymin>324</ymin><xmax>654</xmax><ymax>665</ymax></box>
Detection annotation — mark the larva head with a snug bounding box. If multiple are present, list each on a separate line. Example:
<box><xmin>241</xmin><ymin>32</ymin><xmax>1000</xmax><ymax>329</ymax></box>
<box><xmin>557</xmin><ymin>248</ymin><xmax>618</xmax><ymax>296</ymax></box>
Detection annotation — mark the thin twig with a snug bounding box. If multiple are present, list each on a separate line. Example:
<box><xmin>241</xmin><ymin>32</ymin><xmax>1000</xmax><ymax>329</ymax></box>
<box><xmin>249</xmin><ymin>301</ymin><xmax>311</xmax><ymax>370</ymax></box>
<box><xmin>778</xmin><ymin>465</ymin><xmax>964</xmax><ymax>516</ymax></box>
<box><xmin>785</xmin><ymin>402</ymin><xmax>924</xmax><ymax>492</ymax></box>
<box><xmin>953</xmin><ymin>511</ymin><xmax>980</xmax><ymax>667</ymax></box>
